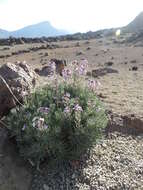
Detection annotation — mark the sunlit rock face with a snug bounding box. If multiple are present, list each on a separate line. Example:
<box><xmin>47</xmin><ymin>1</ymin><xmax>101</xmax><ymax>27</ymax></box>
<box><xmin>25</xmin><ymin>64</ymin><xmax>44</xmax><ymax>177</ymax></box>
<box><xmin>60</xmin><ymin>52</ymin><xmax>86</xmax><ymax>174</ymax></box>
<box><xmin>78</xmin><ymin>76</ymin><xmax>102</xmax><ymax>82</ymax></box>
<box><xmin>0</xmin><ymin>61</ymin><xmax>37</xmax><ymax>117</ymax></box>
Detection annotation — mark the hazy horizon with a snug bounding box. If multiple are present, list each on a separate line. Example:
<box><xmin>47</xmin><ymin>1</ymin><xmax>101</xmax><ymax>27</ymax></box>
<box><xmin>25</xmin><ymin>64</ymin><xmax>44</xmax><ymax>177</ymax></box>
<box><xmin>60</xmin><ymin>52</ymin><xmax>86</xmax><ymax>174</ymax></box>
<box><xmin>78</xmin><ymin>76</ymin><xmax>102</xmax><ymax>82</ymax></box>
<box><xmin>0</xmin><ymin>0</ymin><xmax>143</xmax><ymax>33</ymax></box>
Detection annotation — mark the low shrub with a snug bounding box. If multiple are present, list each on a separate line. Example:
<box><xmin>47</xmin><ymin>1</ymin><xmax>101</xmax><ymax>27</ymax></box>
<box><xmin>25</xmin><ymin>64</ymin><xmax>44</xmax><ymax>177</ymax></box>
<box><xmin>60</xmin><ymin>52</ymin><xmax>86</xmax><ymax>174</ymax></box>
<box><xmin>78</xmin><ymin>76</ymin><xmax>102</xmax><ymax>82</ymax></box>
<box><xmin>6</xmin><ymin>59</ymin><xmax>108</xmax><ymax>166</ymax></box>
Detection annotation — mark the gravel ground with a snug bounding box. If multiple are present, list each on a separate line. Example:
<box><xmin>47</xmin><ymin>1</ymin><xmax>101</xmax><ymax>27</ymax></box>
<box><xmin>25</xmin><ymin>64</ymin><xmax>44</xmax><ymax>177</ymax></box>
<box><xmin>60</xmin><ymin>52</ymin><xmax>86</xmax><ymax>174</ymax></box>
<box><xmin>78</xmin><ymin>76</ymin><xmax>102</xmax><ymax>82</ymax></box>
<box><xmin>30</xmin><ymin>132</ymin><xmax>143</xmax><ymax>190</ymax></box>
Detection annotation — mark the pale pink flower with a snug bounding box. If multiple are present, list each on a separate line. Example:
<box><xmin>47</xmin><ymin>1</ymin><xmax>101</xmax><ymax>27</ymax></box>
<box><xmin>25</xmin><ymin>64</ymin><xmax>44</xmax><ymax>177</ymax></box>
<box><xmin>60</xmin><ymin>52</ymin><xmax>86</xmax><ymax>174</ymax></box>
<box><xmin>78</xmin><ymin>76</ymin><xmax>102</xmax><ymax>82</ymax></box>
<box><xmin>37</xmin><ymin>107</ymin><xmax>50</xmax><ymax>114</ymax></box>
<box><xmin>48</xmin><ymin>61</ymin><xmax>56</xmax><ymax>75</ymax></box>
<box><xmin>32</xmin><ymin>117</ymin><xmax>44</xmax><ymax>128</ymax></box>
<box><xmin>22</xmin><ymin>124</ymin><xmax>27</xmax><ymax>131</ymax></box>
<box><xmin>78</xmin><ymin>64</ymin><xmax>87</xmax><ymax>75</ymax></box>
<box><xmin>65</xmin><ymin>92</ymin><xmax>70</xmax><ymax>98</ymax></box>
<box><xmin>88</xmin><ymin>79</ymin><xmax>101</xmax><ymax>91</ymax></box>
<box><xmin>32</xmin><ymin>117</ymin><xmax>48</xmax><ymax>131</ymax></box>
<box><xmin>49</xmin><ymin>61</ymin><xmax>56</xmax><ymax>71</ymax></box>
<box><xmin>73</xmin><ymin>104</ymin><xmax>83</xmax><ymax>112</ymax></box>
<box><xmin>74</xmin><ymin>59</ymin><xmax>88</xmax><ymax>76</ymax></box>
<box><xmin>64</xmin><ymin>106</ymin><xmax>71</xmax><ymax>114</ymax></box>
<box><xmin>62</xmin><ymin>69</ymin><xmax>72</xmax><ymax>80</ymax></box>
<box><xmin>88</xmin><ymin>79</ymin><xmax>96</xmax><ymax>89</ymax></box>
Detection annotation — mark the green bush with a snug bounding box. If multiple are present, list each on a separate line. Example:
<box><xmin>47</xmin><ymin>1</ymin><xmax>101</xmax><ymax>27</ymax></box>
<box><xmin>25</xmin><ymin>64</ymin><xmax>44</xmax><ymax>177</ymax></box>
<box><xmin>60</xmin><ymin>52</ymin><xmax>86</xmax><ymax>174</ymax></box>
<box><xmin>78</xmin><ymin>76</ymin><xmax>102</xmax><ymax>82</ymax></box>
<box><xmin>6</xmin><ymin>60</ymin><xmax>108</xmax><ymax>165</ymax></box>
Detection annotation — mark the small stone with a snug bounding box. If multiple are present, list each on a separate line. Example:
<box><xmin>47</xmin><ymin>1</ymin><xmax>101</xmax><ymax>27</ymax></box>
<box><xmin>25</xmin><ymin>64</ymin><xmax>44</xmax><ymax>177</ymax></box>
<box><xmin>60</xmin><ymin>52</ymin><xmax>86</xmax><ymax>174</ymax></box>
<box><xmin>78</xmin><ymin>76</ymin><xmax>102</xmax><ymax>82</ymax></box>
<box><xmin>43</xmin><ymin>184</ymin><xmax>50</xmax><ymax>190</ymax></box>
<box><xmin>71</xmin><ymin>173</ymin><xmax>76</xmax><ymax>179</ymax></box>
<box><xmin>101</xmin><ymin>143</ymin><xmax>107</xmax><ymax>148</ymax></box>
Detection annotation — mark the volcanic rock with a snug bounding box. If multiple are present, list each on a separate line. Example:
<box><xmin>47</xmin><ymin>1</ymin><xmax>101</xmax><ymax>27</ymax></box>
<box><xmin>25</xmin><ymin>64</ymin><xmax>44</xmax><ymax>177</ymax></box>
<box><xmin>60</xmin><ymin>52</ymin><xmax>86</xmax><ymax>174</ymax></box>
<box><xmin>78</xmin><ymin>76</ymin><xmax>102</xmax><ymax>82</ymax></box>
<box><xmin>0</xmin><ymin>61</ymin><xmax>36</xmax><ymax>117</ymax></box>
<box><xmin>35</xmin><ymin>66</ymin><xmax>53</xmax><ymax>76</ymax></box>
<box><xmin>105</xmin><ymin>61</ymin><xmax>114</xmax><ymax>66</ymax></box>
<box><xmin>88</xmin><ymin>68</ymin><xmax>118</xmax><ymax>78</ymax></box>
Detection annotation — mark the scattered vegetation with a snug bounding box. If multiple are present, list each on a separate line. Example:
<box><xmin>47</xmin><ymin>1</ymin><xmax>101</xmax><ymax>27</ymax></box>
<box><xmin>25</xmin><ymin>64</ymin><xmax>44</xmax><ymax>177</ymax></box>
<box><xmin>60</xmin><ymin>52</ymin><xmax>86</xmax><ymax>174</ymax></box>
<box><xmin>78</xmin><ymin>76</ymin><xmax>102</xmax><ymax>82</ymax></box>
<box><xmin>6</xmin><ymin>59</ymin><xmax>108</xmax><ymax>166</ymax></box>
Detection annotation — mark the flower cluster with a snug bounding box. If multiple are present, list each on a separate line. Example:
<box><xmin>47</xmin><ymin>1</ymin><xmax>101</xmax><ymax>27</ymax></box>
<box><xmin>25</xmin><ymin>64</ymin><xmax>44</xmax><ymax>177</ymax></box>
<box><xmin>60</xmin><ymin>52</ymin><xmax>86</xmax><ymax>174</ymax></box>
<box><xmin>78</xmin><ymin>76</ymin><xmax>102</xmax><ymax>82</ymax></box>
<box><xmin>62</xmin><ymin>92</ymin><xmax>71</xmax><ymax>116</ymax></box>
<box><xmin>32</xmin><ymin>117</ymin><xmax>48</xmax><ymax>131</ymax></box>
<box><xmin>62</xmin><ymin>92</ymin><xmax>83</xmax><ymax>118</ymax></box>
<box><xmin>61</xmin><ymin>59</ymin><xmax>88</xmax><ymax>81</ymax></box>
<box><xmin>62</xmin><ymin>92</ymin><xmax>71</xmax><ymax>105</ymax></box>
<box><xmin>64</xmin><ymin>106</ymin><xmax>71</xmax><ymax>115</ymax></box>
<box><xmin>88</xmin><ymin>79</ymin><xmax>101</xmax><ymax>91</ymax></box>
<box><xmin>73</xmin><ymin>59</ymin><xmax>88</xmax><ymax>76</ymax></box>
<box><xmin>49</xmin><ymin>61</ymin><xmax>56</xmax><ymax>75</ymax></box>
<box><xmin>80</xmin><ymin>59</ymin><xmax>88</xmax><ymax>74</ymax></box>
<box><xmin>62</xmin><ymin>68</ymin><xmax>72</xmax><ymax>80</ymax></box>
<box><xmin>73</xmin><ymin>103</ymin><xmax>83</xmax><ymax>127</ymax></box>
<box><xmin>37</xmin><ymin>107</ymin><xmax>50</xmax><ymax>114</ymax></box>
<box><xmin>73</xmin><ymin>104</ymin><xmax>83</xmax><ymax>112</ymax></box>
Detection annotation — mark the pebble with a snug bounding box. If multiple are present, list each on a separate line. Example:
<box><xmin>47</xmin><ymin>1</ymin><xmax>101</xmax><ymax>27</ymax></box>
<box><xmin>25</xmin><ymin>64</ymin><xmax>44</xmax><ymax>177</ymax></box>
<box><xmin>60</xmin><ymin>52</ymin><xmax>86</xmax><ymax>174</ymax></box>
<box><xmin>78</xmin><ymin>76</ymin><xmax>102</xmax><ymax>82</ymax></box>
<box><xmin>30</xmin><ymin>132</ymin><xmax>143</xmax><ymax>190</ymax></box>
<box><xmin>43</xmin><ymin>184</ymin><xmax>50</xmax><ymax>190</ymax></box>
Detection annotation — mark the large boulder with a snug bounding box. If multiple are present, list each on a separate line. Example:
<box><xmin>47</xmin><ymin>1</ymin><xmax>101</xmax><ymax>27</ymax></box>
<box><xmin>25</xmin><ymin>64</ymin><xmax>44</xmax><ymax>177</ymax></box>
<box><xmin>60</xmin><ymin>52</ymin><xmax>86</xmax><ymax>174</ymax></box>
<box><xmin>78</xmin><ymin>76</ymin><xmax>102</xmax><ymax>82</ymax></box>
<box><xmin>0</xmin><ymin>61</ymin><xmax>37</xmax><ymax>117</ymax></box>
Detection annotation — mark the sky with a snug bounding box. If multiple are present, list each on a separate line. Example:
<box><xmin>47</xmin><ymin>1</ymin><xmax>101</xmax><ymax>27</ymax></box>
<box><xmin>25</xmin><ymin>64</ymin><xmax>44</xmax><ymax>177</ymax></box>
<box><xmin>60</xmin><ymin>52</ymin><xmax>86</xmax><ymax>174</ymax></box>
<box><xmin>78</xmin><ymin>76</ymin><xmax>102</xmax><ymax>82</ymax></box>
<box><xmin>0</xmin><ymin>0</ymin><xmax>143</xmax><ymax>32</ymax></box>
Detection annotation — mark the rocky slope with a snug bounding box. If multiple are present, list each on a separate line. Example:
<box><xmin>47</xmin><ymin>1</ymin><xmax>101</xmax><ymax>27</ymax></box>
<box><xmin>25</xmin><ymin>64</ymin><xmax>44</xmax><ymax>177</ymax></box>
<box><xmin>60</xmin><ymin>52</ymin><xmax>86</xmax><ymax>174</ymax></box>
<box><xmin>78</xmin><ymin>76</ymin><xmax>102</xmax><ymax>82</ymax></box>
<box><xmin>124</xmin><ymin>12</ymin><xmax>143</xmax><ymax>33</ymax></box>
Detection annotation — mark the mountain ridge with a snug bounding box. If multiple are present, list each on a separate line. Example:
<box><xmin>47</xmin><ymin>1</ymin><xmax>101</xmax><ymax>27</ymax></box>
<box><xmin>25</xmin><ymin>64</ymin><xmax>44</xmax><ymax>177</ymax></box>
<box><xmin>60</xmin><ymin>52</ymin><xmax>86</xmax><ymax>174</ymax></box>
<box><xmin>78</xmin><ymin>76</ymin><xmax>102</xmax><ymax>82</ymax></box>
<box><xmin>123</xmin><ymin>12</ymin><xmax>143</xmax><ymax>32</ymax></box>
<box><xmin>1</xmin><ymin>12</ymin><xmax>143</xmax><ymax>39</ymax></box>
<box><xmin>0</xmin><ymin>21</ymin><xmax>68</xmax><ymax>38</ymax></box>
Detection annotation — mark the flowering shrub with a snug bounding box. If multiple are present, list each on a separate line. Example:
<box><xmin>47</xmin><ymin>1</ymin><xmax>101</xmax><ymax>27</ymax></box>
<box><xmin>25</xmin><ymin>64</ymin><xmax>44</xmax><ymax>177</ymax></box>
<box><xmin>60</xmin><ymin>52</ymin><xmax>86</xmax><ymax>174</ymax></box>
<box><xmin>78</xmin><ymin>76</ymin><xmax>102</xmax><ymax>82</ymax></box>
<box><xmin>6</xmin><ymin>59</ymin><xmax>108</xmax><ymax>165</ymax></box>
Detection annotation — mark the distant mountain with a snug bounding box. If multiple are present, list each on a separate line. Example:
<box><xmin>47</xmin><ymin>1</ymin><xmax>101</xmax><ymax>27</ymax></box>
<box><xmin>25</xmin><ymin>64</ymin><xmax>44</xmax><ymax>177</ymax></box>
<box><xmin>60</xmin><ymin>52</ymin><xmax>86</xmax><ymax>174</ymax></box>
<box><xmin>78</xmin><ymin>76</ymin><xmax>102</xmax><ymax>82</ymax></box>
<box><xmin>0</xmin><ymin>29</ymin><xmax>9</xmax><ymax>38</ymax></box>
<box><xmin>1</xmin><ymin>12</ymin><xmax>143</xmax><ymax>39</ymax></box>
<box><xmin>0</xmin><ymin>21</ymin><xmax>68</xmax><ymax>38</ymax></box>
<box><xmin>10</xmin><ymin>21</ymin><xmax>68</xmax><ymax>38</ymax></box>
<box><xmin>124</xmin><ymin>12</ymin><xmax>143</xmax><ymax>32</ymax></box>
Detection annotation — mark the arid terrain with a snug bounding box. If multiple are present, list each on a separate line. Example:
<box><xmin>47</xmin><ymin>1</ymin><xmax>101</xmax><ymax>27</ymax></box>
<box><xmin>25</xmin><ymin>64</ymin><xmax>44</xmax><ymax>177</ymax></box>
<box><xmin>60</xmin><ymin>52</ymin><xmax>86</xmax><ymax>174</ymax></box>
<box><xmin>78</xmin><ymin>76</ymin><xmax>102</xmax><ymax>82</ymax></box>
<box><xmin>1</xmin><ymin>36</ymin><xmax>143</xmax><ymax>118</ymax></box>
<box><xmin>0</xmin><ymin>34</ymin><xmax>143</xmax><ymax>189</ymax></box>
